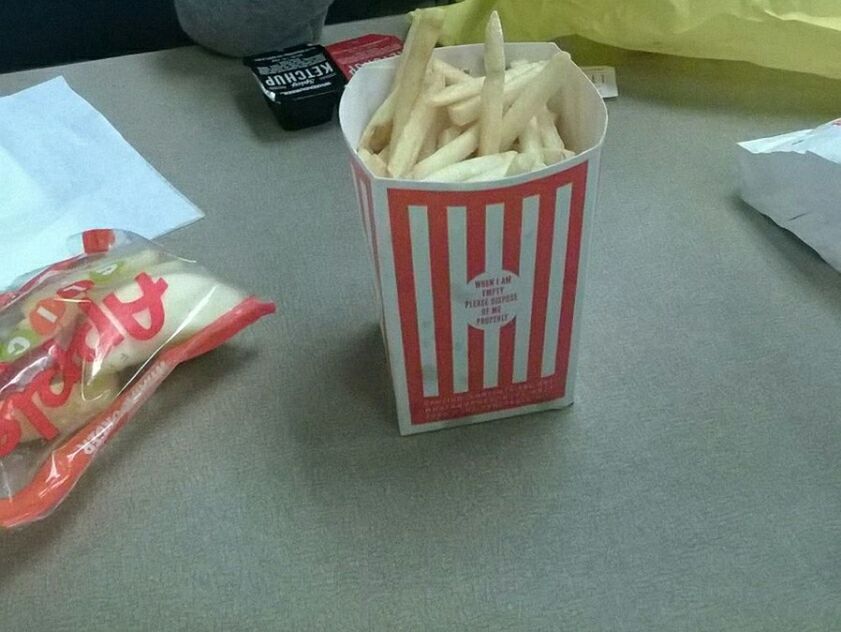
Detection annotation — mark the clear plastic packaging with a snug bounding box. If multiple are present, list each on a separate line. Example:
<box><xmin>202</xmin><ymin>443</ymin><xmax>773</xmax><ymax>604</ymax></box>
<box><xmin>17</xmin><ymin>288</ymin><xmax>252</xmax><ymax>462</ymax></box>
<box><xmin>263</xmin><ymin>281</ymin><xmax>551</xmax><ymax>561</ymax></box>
<box><xmin>0</xmin><ymin>230</ymin><xmax>275</xmax><ymax>528</ymax></box>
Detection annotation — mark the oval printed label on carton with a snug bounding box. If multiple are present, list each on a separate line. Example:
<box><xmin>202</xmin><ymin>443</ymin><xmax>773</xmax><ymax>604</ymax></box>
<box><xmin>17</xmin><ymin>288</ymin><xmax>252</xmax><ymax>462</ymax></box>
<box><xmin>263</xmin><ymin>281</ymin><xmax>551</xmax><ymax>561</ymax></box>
<box><xmin>459</xmin><ymin>270</ymin><xmax>521</xmax><ymax>330</ymax></box>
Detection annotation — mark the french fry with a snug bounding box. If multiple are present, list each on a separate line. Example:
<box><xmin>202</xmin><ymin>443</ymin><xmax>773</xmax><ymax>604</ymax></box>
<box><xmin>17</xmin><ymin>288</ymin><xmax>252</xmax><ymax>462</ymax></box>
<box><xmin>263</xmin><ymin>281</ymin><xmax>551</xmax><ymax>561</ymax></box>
<box><xmin>359</xmin><ymin>148</ymin><xmax>388</xmax><ymax>177</ymax></box>
<box><xmin>478</xmin><ymin>11</ymin><xmax>505</xmax><ymax>156</ymax></box>
<box><xmin>388</xmin><ymin>69</ymin><xmax>445</xmax><ymax>178</ymax></box>
<box><xmin>413</xmin><ymin>124</ymin><xmax>480</xmax><ymax>180</ymax></box>
<box><xmin>465</xmin><ymin>153</ymin><xmax>517</xmax><ymax>181</ymax></box>
<box><xmin>430</xmin><ymin>63</ymin><xmax>536</xmax><ymax>107</ymax></box>
<box><xmin>419</xmin><ymin>135</ymin><xmax>436</xmax><ymax>162</ymax></box>
<box><xmin>423</xmin><ymin>151</ymin><xmax>517</xmax><ymax>182</ymax></box>
<box><xmin>543</xmin><ymin>147</ymin><xmax>576</xmax><ymax>165</ymax></box>
<box><xmin>537</xmin><ymin>107</ymin><xmax>566</xmax><ymax>151</ymax></box>
<box><xmin>432</xmin><ymin>58</ymin><xmax>472</xmax><ymax>84</ymax></box>
<box><xmin>358</xmin><ymin>91</ymin><xmax>394</xmax><ymax>153</ymax></box>
<box><xmin>519</xmin><ymin>115</ymin><xmax>543</xmax><ymax>158</ymax></box>
<box><xmin>447</xmin><ymin>62</ymin><xmax>543</xmax><ymax>127</ymax></box>
<box><xmin>517</xmin><ymin>118</ymin><xmax>548</xmax><ymax>170</ymax></box>
<box><xmin>465</xmin><ymin>166</ymin><xmax>509</xmax><ymax>182</ymax></box>
<box><xmin>543</xmin><ymin>148</ymin><xmax>564</xmax><ymax>164</ymax></box>
<box><xmin>438</xmin><ymin>126</ymin><xmax>460</xmax><ymax>148</ymax></box>
<box><xmin>507</xmin><ymin>151</ymin><xmax>542</xmax><ymax>175</ymax></box>
<box><xmin>500</xmin><ymin>52</ymin><xmax>570</xmax><ymax>150</ymax></box>
<box><xmin>430</xmin><ymin>76</ymin><xmax>483</xmax><ymax>108</ymax></box>
<box><xmin>420</xmin><ymin>110</ymin><xmax>446</xmax><ymax>161</ymax></box>
<box><xmin>358</xmin><ymin>16</ymin><xmax>427</xmax><ymax>153</ymax></box>
<box><xmin>391</xmin><ymin>8</ymin><xmax>445</xmax><ymax>143</ymax></box>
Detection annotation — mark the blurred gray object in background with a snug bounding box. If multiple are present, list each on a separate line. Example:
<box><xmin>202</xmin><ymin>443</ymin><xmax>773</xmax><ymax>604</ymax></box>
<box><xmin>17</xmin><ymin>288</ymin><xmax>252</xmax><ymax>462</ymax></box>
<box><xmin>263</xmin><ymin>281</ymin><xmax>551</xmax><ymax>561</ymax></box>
<box><xmin>174</xmin><ymin>0</ymin><xmax>334</xmax><ymax>57</ymax></box>
<box><xmin>0</xmin><ymin>0</ymin><xmax>444</xmax><ymax>74</ymax></box>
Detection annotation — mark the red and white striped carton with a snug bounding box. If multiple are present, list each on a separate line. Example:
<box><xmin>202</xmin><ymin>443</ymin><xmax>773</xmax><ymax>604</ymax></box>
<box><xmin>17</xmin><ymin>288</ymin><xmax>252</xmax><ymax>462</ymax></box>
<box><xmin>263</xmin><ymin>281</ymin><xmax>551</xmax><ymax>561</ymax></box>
<box><xmin>339</xmin><ymin>43</ymin><xmax>608</xmax><ymax>435</ymax></box>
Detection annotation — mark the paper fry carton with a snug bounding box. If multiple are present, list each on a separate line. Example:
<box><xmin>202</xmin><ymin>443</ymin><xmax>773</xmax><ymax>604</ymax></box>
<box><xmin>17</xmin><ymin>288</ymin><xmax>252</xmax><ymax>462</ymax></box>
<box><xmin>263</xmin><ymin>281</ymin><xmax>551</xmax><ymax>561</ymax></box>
<box><xmin>339</xmin><ymin>43</ymin><xmax>608</xmax><ymax>434</ymax></box>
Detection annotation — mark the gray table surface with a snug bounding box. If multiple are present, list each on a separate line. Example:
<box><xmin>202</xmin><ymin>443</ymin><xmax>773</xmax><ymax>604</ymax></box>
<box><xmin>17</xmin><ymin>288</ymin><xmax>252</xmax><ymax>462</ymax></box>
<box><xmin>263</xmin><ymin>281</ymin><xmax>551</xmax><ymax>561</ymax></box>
<box><xmin>2</xmin><ymin>14</ymin><xmax>841</xmax><ymax>632</ymax></box>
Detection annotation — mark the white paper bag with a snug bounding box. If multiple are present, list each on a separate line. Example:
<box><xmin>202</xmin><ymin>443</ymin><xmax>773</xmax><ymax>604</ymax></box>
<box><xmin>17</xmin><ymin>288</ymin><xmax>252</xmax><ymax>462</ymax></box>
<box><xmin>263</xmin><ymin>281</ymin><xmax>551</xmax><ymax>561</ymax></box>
<box><xmin>738</xmin><ymin>119</ymin><xmax>841</xmax><ymax>270</ymax></box>
<box><xmin>0</xmin><ymin>77</ymin><xmax>204</xmax><ymax>290</ymax></box>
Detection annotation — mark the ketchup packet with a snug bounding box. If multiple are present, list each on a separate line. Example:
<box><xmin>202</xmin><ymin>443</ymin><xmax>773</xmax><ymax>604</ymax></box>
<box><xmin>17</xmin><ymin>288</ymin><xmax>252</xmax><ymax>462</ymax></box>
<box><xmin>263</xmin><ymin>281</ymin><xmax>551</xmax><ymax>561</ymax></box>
<box><xmin>243</xmin><ymin>44</ymin><xmax>345</xmax><ymax>130</ymax></box>
<box><xmin>325</xmin><ymin>34</ymin><xmax>403</xmax><ymax>80</ymax></box>
<box><xmin>243</xmin><ymin>34</ymin><xmax>403</xmax><ymax>130</ymax></box>
<box><xmin>0</xmin><ymin>230</ymin><xmax>275</xmax><ymax>528</ymax></box>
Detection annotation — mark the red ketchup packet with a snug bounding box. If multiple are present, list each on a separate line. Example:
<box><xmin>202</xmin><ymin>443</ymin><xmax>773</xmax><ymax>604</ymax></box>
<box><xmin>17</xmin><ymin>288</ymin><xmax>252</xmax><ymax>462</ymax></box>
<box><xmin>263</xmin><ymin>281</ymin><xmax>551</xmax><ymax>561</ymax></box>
<box><xmin>0</xmin><ymin>230</ymin><xmax>275</xmax><ymax>528</ymax></box>
<box><xmin>325</xmin><ymin>34</ymin><xmax>403</xmax><ymax>80</ymax></box>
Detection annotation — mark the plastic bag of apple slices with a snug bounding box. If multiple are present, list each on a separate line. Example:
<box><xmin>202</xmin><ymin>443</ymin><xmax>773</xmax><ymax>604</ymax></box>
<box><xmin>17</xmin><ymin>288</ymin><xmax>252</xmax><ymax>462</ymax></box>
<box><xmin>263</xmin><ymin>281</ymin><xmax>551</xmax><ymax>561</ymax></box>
<box><xmin>0</xmin><ymin>229</ymin><xmax>275</xmax><ymax>528</ymax></box>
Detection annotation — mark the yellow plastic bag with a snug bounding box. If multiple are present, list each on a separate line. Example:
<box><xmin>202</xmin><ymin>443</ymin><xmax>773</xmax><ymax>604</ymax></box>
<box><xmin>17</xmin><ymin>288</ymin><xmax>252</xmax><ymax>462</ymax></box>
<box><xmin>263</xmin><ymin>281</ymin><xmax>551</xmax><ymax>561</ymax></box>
<box><xmin>419</xmin><ymin>0</ymin><xmax>841</xmax><ymax>81</ymax></box>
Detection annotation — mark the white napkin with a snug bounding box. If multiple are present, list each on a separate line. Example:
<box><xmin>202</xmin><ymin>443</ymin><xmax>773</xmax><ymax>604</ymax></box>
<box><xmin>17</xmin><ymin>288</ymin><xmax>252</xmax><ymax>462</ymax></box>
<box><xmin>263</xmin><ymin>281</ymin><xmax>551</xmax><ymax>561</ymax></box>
<box><xmin>738</xmin><ymin>119</ymin><xmax>841</xmax><ymax>271</ymax></box>
<box><xmin>0</xmin><ymin>77</ymin><xmax>203</xmax><ymax>290</ymax></box>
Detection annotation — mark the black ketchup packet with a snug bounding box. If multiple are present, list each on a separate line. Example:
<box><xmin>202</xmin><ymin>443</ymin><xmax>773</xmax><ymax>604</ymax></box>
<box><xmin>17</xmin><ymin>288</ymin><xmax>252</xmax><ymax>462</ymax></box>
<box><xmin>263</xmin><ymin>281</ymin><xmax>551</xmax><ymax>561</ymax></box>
<box><xmin>243</xmin><ymin>44</ymin><xmax>344</xmax><ymax>130</ymax></box>
<box><xmin>244</xmin><ymin>35</ymin><xmax>403</xmax><ymax>131</ymax></box>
